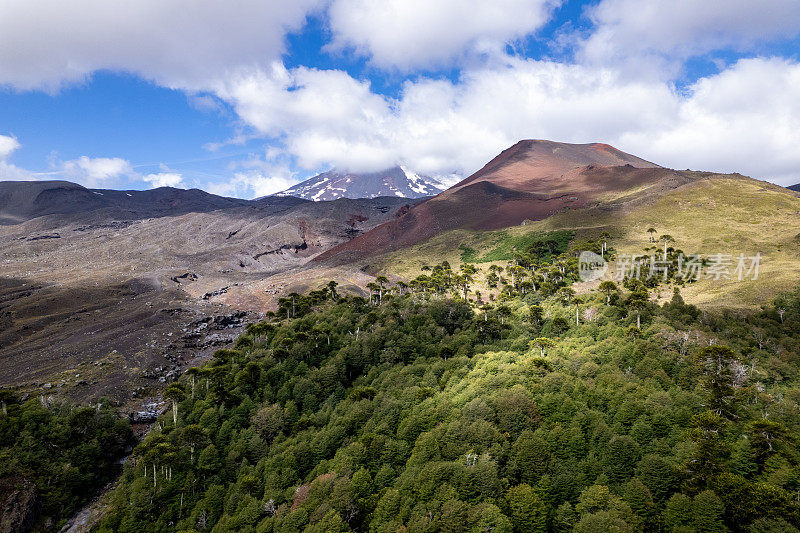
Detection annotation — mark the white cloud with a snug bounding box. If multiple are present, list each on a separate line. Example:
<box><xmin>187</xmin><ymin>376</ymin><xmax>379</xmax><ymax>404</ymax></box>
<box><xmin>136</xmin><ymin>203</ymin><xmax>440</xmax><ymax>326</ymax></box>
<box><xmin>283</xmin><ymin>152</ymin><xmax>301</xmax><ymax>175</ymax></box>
<box><xmin>387</xmin><ymin>58</ymin><xmax>677</xmax><ymax>174</ymax></box>
<box><xmin>204</xmin><ymin>149</ymin><xmax>302</xmax><ymax>198</ymax></box>
<box><xmin>0</xmin><ymin>163</ymin><xmax>35</xmax><ymax>181</ymax></box>
<box><xmin>0</xmin><ymin>147</ymin><xmax>137</xmax><ymax>184</ymax></box>
<box><xmin>207</xmin><ymin>170</ymin><xmax>299</xmax><ymax>199</ymax></box>
<box><xmin>215</xmin><ymin>57</ymin><xmax>675</xmax><ymax>176</ymax></box>
<box><xmin>0</xmin><ymin>0</ymin><xmax>321</xmax><ymax>91</ymax></box>
<box><xmin>59</xmin><ymin>156</ymin><xmax>134</xmax><ymax>187</ymax></box>
<box><xmin>0</xmin><ymin>135</ymin><xmax>38</xmax><ymax>180</ymax></box>
<box><xmin>621</xmin><ymin>58</ymin><xmax>800</xmax><ymax>185</ymax></box>
<box><xmin>143</xmin><ymin>172</ymin><xmax>185</xmax><ymax>188</ymax></box>
<box><xmin>3</xmin><ymin>1</ymin><xmax>800</xmax><ymax>191</ymax></box>
<box><xmin>215</xmin><ymin>64</ymin><xmax>398</xmax><ymax>172</ymax></box>
<box><xmin>11</xmin><ymin>55</ymin><xmax>796</xmax><ymax>191</ymax></box>
<box><xmin>327</xmin><ymin>0</ymin><xmax>559</xmax><ymax>70</ymax></box>
<box><xmin>214</xmin><ymin>55</ymin><xmax>800</xmax><ymax>186</ymax></box>
<box><xmin>581</xmin><ymin>0</ymin><xmax>800</xmax><ymax>72</ymax></box>
<box><xmin>0</xmin><ymin>134</ymin><xmax>21</xmax><ymax>160</ymax></box>
<box><xmin>0</xmin><ymin>137</ymin><xmax>206</xmax><ymax>191</ymax></box>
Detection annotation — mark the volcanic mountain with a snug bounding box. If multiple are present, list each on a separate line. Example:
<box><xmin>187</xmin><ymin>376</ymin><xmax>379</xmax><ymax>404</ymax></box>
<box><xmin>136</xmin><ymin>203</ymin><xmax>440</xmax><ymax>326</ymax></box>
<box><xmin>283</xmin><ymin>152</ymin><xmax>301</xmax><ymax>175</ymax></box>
<box><xmin>316</xmin><ymin>140</ymin><xmax>690</xmax><ymax>262</ymax></box>
<box><xmin>275</xmin><ymin>165</ymin><xmax>445</xmax><ymax>201</ymax></box>
<box><xmin>0</xmin><ymin>180</ymin><xmax>257</xmax><ymax>225</ymax></box>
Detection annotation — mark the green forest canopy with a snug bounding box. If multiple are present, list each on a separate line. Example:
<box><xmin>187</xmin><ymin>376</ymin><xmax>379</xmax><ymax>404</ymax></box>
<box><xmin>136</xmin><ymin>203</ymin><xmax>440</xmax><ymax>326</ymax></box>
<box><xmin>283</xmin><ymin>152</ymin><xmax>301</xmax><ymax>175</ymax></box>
<box><xmin>91</xmin><ymin>278</ymin><xmax>800</xmax><ymax>532</ymax></box>
<box><xmin>4</xmin><ymin>231</ymin><xmax>800</xmax><ymax>532</ymax></box>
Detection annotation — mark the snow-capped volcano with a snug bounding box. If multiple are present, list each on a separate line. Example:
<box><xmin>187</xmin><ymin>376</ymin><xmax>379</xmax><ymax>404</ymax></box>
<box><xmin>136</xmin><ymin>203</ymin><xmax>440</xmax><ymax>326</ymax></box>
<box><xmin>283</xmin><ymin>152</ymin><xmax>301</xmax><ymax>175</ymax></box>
<box><xmin>275</xmin><ymin>166</ymin><xmax>446</xmax><ymax>201</ymax></box>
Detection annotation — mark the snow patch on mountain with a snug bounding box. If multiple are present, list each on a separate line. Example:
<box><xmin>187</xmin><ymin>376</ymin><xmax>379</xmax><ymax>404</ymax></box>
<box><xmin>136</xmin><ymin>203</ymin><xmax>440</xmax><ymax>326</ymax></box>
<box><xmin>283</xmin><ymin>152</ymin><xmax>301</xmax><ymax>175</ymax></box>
<box><xmin>275</xmin><ymin>165</ymin><xmax>447</xmax><ymax>201</ymax></box>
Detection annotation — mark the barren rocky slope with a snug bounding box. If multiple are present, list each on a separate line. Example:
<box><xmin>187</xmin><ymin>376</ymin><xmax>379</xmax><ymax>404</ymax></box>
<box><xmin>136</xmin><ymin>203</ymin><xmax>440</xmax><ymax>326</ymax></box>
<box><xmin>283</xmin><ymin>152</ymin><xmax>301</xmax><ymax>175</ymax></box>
<box><xmin>0</xmin><ymin>186</ymin><xmax>418</xmax><ymax>404</ymax></box>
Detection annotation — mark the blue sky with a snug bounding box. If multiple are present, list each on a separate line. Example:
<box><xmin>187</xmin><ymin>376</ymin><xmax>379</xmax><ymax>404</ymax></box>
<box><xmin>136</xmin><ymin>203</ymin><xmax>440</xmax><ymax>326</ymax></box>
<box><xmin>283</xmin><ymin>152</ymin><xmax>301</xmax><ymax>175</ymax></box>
<box><xmin>1</xmin><ymin>0</ymin><xmax>800</xmax><ymax>197</ymax></box>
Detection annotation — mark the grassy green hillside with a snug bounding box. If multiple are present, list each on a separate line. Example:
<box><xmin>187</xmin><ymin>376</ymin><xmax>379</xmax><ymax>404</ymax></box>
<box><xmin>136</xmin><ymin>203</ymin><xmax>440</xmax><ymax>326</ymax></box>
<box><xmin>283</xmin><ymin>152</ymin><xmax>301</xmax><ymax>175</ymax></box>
<box><xmin>378</xmin><ymin>175</ymin><xmax>800</xmax><ymax>309</ymax></box>
<box><xmin>94</xmin><ymin>279</ymin><xmax>800</xmax><ymax>532</ymax></box>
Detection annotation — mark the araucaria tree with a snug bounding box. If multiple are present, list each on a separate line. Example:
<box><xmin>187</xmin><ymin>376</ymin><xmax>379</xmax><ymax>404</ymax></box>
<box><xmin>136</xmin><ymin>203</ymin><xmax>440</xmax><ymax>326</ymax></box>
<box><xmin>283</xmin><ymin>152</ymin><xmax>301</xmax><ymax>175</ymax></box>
<box><xmin>530</xmin><ymin>337</ymin><xmax>556</xmax><ymax>357</ymax></box>
<box><xmin>599</xmin><ymin>280</ymin><xmax>618</xmax><ymax>304</ymax></box>
<box><xmin>164</xmin><ymin>383</ymin><xmax>186</xmax><ymax>426</ymax></box>
<box><xmin>695</xmin><ymin>345</ymin><xmax>739</xmax><ymax>419</ymax></box>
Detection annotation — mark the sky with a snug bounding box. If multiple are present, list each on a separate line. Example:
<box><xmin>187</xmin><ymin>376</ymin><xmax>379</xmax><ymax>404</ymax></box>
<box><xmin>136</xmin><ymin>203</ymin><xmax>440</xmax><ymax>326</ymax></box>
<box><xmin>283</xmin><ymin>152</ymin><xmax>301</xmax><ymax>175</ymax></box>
<box><xmin>1</xmin><ymin>0</ymin><xmax>800</xmax><ymax>198</ymax></box>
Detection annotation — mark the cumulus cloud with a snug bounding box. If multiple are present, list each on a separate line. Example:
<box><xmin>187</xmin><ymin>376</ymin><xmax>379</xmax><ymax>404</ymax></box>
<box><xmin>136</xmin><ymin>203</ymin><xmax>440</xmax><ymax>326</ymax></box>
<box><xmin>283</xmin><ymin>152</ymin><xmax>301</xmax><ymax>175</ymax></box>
<box><xmin>215</xmin><ymin>57</ymin><xmax>672</xmax><ymax>175</ymax></box>
<box><xmin>0</xmin><ymin>163</ymin><xmax>35</xmax><ymax>181</ymax></box>
<box><xmin>581</xmin><ymin>0</ymin><xmax>800</xmax><ymax>72</ymax></box>
<box><xmin>57</xmin><ymin>158</ymin><xmax>192</xmax><ymax>189</ymax></box>
<box><xmin>207</xmin><ymin>170</ymin><xmax>299</xmax><ymax>199</ymax></box>
<box><xmin>0</xmin><ymin>134</ymin><xmax>21</xmax><ymax>160</ymax></box>
<box><xmin>59</xmin><ymin>156</ymin><xmax>135</xmax><ymax>187</ymax></box>
<box><xmin>0</xmin><ymin>134</ymin><xmax>38</xmax><ymax>180</ymax></box>
<box><xmin>0</xmin><ymin>134</ymin><xmax>219</xmax><ymax>191</ymax></box>
<box><xmin>201</xmin><ymin>147</ymin><xmax>302</xmax><ymax>199</ymax></box>
<box><xmin>1</xmin><ymin>149</ymin><xmax>193</xmax><ymax>189</ymax></box>
<box><xmin>10</xmin><ymin>56</ymin><xmax>799</xmax><ymax>189</ymax></box>
<box><xmin>214</xmin><ymin>55</ymin><xmax>800</xmax><ymax>185</ymax></box>
<box><xmin>327</xmin><ymin>0</ymin><xmax>559</xmax><ymax>70</ymax></box>
<box><xmin>0</xmin><ymin>143</ymin><xmax>139</xmax><ymax>184</ymax></box>
<box><xmin>621</xmin><ymin>58</ymin><xmax>800</xmax><ymax>185</ymax></box>
<box><xmin>0</xmin><ymin>0</ymin><xmax>321</xmax><ymax>91</ymax></box>
<box><xmin>142</xmin><ymin>172</ymin><xmax>185</xmax><ymax>188</ymax></box>
<box><xmin>215</xmin><ymin>64</ymin><xmax>398</xmax><ymax>172</ymax></box>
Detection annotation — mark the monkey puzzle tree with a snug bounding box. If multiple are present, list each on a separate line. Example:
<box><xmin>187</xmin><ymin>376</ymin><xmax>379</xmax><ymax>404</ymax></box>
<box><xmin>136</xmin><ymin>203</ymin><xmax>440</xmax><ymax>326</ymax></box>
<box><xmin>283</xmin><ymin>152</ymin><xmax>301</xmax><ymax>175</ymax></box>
<box><xmin>365</xmin><ymin>282</ymin><xmax>379</xmax><ymax>304</ymax></box>
<box><xmin>184</xmin><ymin>367</ymin><xmax>201</xmax><ymax>400</ymax></box>
<box><xmin>287</xmin><ymin>292</ymin><xmax>301</xmax><ymax>317</ymax></box>
<box><xmin>647</xmin><ymin>228</ymin><xmax>657</xmax><ymax>242</ymax></box>
<box><xmin>179</xmin><ymin>424</ymin><xmax>208</xmax><ymax>464</ymax></box>
<box><xmin>659</xmin><ymin>234</ymin><xmax>675</xmax><ymax>257</ymax></box>
<box><xmin>205</xmin><ymin>363</ymin><xmax>230</xmax><ymax>404</ymax></box>
<box><xmin>496</xmin><ymin>304</ymin><xmax>513</xmax><ymax>325</ymax></box>
<box><xmin>530</xmin><ymin>337</ymin><xmax>556</xmax><ymax>357</ymax></box>
<box><xmin>573</xmin><ymin>296</ymin><xmax>583</xmax><ymax>325</ymax></box>
<box><xmin>508</xmin><ymin>264</ymin><xmax>526</xmax><ymax>292</ymax></box>
<box><xmin>396</xmin><ymin>281</ymin><xmax>408</xmax><ymax>295</ymax></box>
<box><xmin>164</xmin><ymin>382</ymin><xmax>186</xmax><ymax>426</ymax></box>
<box><xmin>626</xmin><ymin>325</ymin><xmax>642</xmax><ymax>343</ymax></box>
<box><xmin>153</xmin><ymin>440</ymin><xmax>179</xmax><ymax>483</ymax></box>
<box><xmin>695</xmin><ymin>345</ymin><xmax>739</xmax><ymax>419</ymax></box>
<box><xmin>557</xmin><ymin>286</ymin><xmax>576</xmax><ymax>306</ymax></box>
<box><xmin>459</xmin><ymin>263</ymin><xmax>477</xmax><ymax>300</ymax></box>
<box><xmin>138</xmin><ymin>433</ymin><xmax>168</xmax><ymax>487</ymax></box>
<box><xmin>599</xmin><ymin>280</ymin><xmax>618</xmax><ymax>305</ymax></box>
<box><xmin>375</xmin><ymin>276</ymin><xmax>389</xmax><ymax>304</ymax></box>
<box><xmin>327</xmin><ymin>280</ymin><xmax>339</xmax><ymax>300</ymax></box>
<box><xmin>626</xmin><ymin>286</ymin><xmax>649</xmax><ymax>329</ymax></box>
